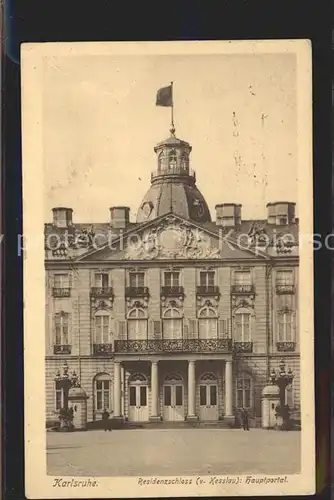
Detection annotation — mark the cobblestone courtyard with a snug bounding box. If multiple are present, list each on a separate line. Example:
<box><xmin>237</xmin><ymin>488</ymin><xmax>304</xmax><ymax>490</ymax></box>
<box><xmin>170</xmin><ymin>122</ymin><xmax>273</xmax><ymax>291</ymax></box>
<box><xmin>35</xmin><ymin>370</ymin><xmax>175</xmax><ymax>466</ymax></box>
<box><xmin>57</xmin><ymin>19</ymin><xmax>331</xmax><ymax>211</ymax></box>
<box><xmin>47</xmin><ymin>428</ymin><xmax>300</xmax><ymax>477</ymax></box>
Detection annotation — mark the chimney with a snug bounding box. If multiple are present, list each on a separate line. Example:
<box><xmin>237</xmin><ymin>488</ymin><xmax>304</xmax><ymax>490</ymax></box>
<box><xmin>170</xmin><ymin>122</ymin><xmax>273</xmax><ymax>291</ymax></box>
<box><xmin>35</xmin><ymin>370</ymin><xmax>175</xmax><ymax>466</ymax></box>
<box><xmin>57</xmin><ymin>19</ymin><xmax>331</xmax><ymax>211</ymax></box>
<box><xmin>110</xmin><ymin>206</ymin><xmax>130</xmax><ymax>229</ymax></box>
<box><xmin>52</xmin><ymin>207</ymin><xmax>73</xmax><ymax>228</ymax></box>
<box><xmin>215</xmin><ymin>203</ymin><xmax>242</xmax><ymax>227</ymax></box>
<box><xmin>266</xmin><ymin>202</ymin><xmax>296</xmax><ymax>225</ymax></box>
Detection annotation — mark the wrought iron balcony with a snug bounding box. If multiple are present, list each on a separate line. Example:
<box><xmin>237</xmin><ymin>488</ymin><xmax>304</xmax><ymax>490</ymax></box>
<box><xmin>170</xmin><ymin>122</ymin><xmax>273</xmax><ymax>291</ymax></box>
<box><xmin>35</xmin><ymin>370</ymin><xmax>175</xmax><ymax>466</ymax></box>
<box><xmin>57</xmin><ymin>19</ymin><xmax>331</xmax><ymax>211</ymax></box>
<box><xmin>233</xmin><ymin>341</ymin><xmax>253</xmax><ymax>353</ymax></box>
<box><xmin>125</xmin><ymin>286</ymin><xmax>150</xmax><ymax>298</ymax></box>
<box><xmin>231</xmin><ymin>284</ymin><xmax>255</xmax><ymax>294</ymax></box>
<box><xmin>276</xmin><ymin>341</ymin><xmax>296</xmax><ymax>352</ymax></box>
<box><xmin>53</xmin><ymin>344</ymin><xmax>72</xmax><ymax>355</ymax></box>
<box><xmin>90</xmin><ymin>287</ymin><xmax>114</xmax><ymax>297</ymax></box>
<box><xmin>52</xmin><ymin>287</ymin><xmax>71</xmax><ymax>298</ymax></box>
<box><xmin>161</xmin><ymin>286</ymin><xmax>185</xmax><ymax>297</ymax></box>
<box><xmin>196</xmin><ymin>286</ymin><xmax>220</xmax><ymax>296</ymax></box>
<box><xmin>93</xmin><ymin>343</ymin><xmax>113</xmax><ymax>355</ymax></box>
<box><xmin>114</xmin><ymin>338</ymin><xmax>232</xmax><ymax>354</ymax></box>
<box><xmin>276</xmin><ymin>284</ymin><xmax>295</xmax><ymax>294</ymax></box>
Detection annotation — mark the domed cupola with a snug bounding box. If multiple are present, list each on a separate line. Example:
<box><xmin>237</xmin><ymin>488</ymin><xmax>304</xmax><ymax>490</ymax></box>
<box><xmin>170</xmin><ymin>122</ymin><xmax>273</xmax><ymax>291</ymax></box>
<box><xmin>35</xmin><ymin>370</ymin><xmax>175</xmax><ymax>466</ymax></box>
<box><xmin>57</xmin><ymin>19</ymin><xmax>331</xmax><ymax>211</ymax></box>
<box><xmin>136</xmin><ymin>124</ymin><xmax>211</xmax><ymax>224</ymax></box>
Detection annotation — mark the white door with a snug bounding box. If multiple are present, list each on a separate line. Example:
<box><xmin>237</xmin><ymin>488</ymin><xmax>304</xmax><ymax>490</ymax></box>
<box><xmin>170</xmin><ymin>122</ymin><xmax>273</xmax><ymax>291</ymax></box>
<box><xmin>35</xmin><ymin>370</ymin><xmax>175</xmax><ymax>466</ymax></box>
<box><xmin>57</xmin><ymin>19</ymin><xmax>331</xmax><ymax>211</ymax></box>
<box><xmin>199</xmin><ymin>384</ymin><xmax>218</xmax><ymax>421</ymax></box>
<box><xmin>163</xmin><ymin>384</ymin><xmax>184</xmax><ymax>421</ymax></box>
<box><xmin>128</xmin><ymin>385</ymin><xmax>148</xmax><ymax>421</ymax></box>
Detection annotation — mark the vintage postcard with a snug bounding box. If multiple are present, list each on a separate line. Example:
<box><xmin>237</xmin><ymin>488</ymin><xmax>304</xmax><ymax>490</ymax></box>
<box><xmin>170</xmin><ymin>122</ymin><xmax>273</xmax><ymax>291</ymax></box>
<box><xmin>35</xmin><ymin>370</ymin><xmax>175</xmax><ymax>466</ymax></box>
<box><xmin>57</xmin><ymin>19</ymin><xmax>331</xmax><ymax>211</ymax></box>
<box><xmin>22</xmin><ymin>40</ymin><xmax>314</xmax><ymax>498</ymax></box>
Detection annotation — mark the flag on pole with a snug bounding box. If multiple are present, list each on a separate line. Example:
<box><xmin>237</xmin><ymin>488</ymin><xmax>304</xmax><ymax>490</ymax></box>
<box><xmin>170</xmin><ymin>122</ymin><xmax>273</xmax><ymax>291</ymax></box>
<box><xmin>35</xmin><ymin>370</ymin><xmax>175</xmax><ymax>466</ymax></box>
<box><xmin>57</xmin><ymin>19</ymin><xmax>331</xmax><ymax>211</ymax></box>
<box><xmin>156</xmin><ymin>84</ymin><xmax>173</xmax><ymax>107</ymax></box>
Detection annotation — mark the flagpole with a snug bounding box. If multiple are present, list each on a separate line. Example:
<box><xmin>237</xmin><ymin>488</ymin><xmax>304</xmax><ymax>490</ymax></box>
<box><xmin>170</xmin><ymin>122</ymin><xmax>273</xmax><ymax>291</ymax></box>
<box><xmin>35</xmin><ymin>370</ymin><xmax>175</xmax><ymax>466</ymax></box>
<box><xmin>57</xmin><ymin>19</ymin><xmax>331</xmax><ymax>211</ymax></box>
<box><xmin>170</xmin><ymin>81</ymin><xmax>174</xmax><ymax>133</ymax></box>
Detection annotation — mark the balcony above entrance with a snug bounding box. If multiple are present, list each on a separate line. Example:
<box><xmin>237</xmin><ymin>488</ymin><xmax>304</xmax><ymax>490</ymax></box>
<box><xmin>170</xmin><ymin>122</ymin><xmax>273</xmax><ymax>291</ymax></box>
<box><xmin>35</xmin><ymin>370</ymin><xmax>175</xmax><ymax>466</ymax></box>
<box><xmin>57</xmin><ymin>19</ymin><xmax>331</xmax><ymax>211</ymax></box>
<box><xmin>114</xmin><ymin>338</ymin><xmax>232</xmax><ymax>354</ymax></box>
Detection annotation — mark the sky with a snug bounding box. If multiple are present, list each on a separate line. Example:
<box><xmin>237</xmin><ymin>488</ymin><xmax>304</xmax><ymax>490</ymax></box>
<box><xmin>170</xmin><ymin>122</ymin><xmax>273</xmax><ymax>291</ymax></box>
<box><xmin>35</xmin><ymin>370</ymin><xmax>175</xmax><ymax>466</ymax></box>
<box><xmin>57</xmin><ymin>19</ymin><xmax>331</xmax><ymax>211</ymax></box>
<box><xmin>43</xmin><ymin>49</ymin><xmax>297</xmax><ymax>223</ymax></box>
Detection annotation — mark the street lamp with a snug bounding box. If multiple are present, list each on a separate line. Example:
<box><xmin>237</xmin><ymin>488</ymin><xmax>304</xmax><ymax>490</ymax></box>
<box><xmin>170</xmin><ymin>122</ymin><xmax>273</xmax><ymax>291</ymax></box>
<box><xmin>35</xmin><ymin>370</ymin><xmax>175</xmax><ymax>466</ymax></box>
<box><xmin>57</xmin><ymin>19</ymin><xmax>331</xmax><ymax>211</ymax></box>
<box><xmin>269</xmin><ymin>358</ymin><xmax>294</xmax><ymax>410</ymax></box>
<box><xmin>55</xmin><ymin>361</ymin><xmax>79</xmax><ymax>410</ymax></box>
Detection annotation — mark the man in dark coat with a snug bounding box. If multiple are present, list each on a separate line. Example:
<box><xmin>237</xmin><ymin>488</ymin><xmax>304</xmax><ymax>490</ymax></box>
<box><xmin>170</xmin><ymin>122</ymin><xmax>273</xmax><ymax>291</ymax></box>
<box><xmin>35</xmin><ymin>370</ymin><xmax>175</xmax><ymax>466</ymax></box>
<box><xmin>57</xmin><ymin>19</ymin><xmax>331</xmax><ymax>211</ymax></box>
<box><xmin>102</xmin><ymin>408</ymin><xmax>111</xmax><ymax>431</ymax></box>
<box><xmin>241</xmin><ymin>408</ymin><xmax>250</xmax><ymax>431</ymax></box>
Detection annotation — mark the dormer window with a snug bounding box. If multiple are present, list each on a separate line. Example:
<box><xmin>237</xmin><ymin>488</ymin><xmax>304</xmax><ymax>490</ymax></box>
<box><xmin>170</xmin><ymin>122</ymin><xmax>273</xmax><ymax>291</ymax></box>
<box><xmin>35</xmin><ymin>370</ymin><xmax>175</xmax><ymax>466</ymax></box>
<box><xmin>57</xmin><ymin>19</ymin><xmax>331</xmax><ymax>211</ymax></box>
<box><xmin>279</xmin><ymin>216</ymin><xmax>288</xmax><ymax>225</ymax></box>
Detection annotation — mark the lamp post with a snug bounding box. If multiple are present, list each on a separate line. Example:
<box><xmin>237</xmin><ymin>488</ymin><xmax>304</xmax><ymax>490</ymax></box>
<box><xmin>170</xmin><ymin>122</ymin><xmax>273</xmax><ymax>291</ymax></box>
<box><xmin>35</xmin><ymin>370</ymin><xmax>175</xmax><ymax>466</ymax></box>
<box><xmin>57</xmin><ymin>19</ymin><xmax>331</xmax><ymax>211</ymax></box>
<box><xmin>55</xmin><ymin>361</ymin><xmax>79</xmax><ymax>410</ymax></box>
<box><xmin>269</xmin><ymin>359</ymin><xmax>294</xmax><ymax>428</ymax></box>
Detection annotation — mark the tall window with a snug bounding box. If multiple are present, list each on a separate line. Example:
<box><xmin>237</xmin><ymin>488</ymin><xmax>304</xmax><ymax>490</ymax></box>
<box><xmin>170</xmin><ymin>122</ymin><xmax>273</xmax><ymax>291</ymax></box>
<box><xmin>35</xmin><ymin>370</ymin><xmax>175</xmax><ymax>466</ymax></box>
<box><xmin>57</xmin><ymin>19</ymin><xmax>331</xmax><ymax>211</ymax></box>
<box><xmin>234</xmin><ymin>270</ymin><xmax>251</xmax><ymax>285</ymax></box>
<box><xmin>54</xmin><ymin>274</ymin><xmax>69</xmax><ymax>288</ymax></box>
<box><xmin>276</xmin><ymin>270</ymin><xmax>293</xmax><ymax>285</ymax></box>
<box><xmin>94</xmin><ymin>312</ymin><xmax>110</xmax><ymax>344</ymax></box>
<box><xmin>200</xmin><ymin>271</ymin><xmax>215</xmax><ymax>288</ymax></box>
<box><xmin>163</xmin><ymin>307</ymin><xmax>182</xmax><ymax>339</ymax></box>
<box><xmin>198</xmin><ymin>306</ymin><xmax>218</xmax><ymax>339</ymax></box>
<box><xmin>164</xmin><ymin>271</ymin><xmax>180</xmax><ymax>287</ymax></box>
<box><xmin>94</xmin><ymin>374</ymin><xmax>111</xmax><ymax>411</ymax></box>
<box><xmin>277</xmin><ymin>310</ymin><xmax>294</xmax><ymax>342</ymax></box>
<box><xmin>54</xmin><ymin>312</ymin><xmax>69</xmax><ymax>345</ymax></box>
<box><xmin>129</xmin><ymin>272</ymin><xmax>145</xmax><ymax>288</ymax></box>
<box><xmin>95</xmin><ymin>273</ymin><xmax>109</xmax><ymax>288</ymax></box>
<box><xmin>236</xmin><ymin>376</ymin><xmax>252</xmax><ymax>408</ymax></box>
<box><xmin>168</xmin><ymin>150</ymin><xmax>177</xmax><ymax>169</ymax></box>
<box><xmin>55</xmin><ymin>381</ymin><xmax>64</xmax><ymax>410</ymax></box>
<box><xmin>234</xmin><ymin>311</ymin><xmax>252</xmax><ymax>342</ymax></box>
<box><xmin>127</xmin><ymin>308</ymin><xmax>147</xmax><ymax>340</ymax></box>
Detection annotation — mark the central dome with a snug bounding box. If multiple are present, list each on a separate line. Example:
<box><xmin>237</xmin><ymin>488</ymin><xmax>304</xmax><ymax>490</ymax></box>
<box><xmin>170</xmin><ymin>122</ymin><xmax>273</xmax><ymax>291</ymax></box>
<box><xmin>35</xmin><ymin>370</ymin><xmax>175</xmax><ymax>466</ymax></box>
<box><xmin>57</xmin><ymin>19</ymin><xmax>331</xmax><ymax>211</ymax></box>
<box><xmin>136</xmin><ymin>129</ymin><xmax>211</xmax><ymax>224</ymax></box>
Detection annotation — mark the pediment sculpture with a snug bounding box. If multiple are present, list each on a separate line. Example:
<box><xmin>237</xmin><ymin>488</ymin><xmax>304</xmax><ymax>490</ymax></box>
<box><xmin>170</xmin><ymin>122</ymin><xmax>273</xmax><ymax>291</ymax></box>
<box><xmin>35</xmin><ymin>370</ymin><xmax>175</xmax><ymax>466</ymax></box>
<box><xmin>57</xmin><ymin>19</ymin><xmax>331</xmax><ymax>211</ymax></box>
<box><xmin>125</xmin><ymin>218</ymin><xmax>220</xmax><ymax>260</ymax></box>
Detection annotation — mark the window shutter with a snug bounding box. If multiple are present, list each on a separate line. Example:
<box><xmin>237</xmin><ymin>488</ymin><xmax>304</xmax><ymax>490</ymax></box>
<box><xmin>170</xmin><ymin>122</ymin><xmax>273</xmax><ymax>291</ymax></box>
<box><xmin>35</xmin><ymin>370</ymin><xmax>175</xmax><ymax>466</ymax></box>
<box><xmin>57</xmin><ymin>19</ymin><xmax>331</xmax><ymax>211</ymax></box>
<box><xmin>219</xmin><ymin>319</ymin><xmax>226</xmax><ymax>337</ymax></box>
<box><xmin>188</xmin><ymin>319</ymin><xmax>197</xmax><ymax>338</ymax></box>
<box><xmin>226</xmin><ymin>318</ymin><xmax>231</xmax><ymax>337</ymax></box>
<box><xmin>68</xmin><ymin>272</ymin><xmax>73</xmax><ymax>288</ymax></box>
<box><xmin>117</xmin><ymin>320</ymin><xmax>127</xmax><ymax>340</ymax></box>
<box><xmin>183</xmin><ymin>319</ymin><xmax>189</xmax><ymax>338</ymax></box>
<box><xmin>153</xmin><ymin>320</ymin><xmax>162</xmax><ymax>339</ymax></box>
<box><xmin>68</xmin><ymin>313</ymin><xmax>72</xmax><ymax>344</ymax></box>
<box><xmin>291</xmin><ymin>311</ymin><xmax>295</xmax><ymax>342</ymax></box>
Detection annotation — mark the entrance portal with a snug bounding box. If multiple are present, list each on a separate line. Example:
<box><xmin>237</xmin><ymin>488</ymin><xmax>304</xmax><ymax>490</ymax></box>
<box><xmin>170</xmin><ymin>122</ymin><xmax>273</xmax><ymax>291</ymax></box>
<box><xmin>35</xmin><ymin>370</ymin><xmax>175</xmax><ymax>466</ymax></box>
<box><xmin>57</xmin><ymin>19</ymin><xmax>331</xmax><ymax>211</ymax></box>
<box><xmin>198</xmin><ymin>372</ymin><xmax>219</xmax><ymax>421</ymax></box>
<box><xmin>128</xmin><ymin>373</ymin><xmax>149</xmax><ymax>422</ymax></box>
<box><xmin>163</xmin><ymin>373</ymin><xmax>184</xmax><ymax>422</ymax></box>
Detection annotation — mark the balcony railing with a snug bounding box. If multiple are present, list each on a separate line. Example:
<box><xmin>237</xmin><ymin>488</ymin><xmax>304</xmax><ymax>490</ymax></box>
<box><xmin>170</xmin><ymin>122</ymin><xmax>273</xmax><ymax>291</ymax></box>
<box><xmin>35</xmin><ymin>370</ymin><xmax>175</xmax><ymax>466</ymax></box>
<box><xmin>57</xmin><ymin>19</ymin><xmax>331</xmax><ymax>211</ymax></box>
<box><xmin>114</xmin><ymin>339</ymin><xmax>232</xmax><ymax>354</ymax></box>
<box><xmin>276</xmin><ymin>341</ymin><xmax>296</xmax><ymax>352</ymax></box>
<box><xmin>52</xmin><ymin>287</ymin><xmax>71</xmax><ymax>298</ymax></box>
<box><xmin>276</xmin><ymin>284</ymin><xmax>295</xmax><ymax>294</ymax></box>
<box><xmin>93</xmin><ymin>343</ymin><xmax>113</xmax><ymax>355</ymax></box>
<box><xmin>161</xmin><ymin>286</ymin><xmax>185</xmax><ymax>297</ymax></box>
<box><xmin>231</xmin><ymin>284</ymin><xmax>255</xmax><ymax>294</ymax></box>
<box><xmin>151</xmin><ymin>167</ymin><xmax>196</xmax><ymax>181</ymax></box>
<box><xmin>53</xmin><ymin>344</ymin><xmax>72</xmax><ymax>354</ymax></box>
<box><xmin>196</xmin><ymin>286</ymin><xmax>220</xmax><ymax>296</ymax></box>
<box><xmin>233</xmin><ymin>341</ymin><xmax>253</xmax><ymax>353</ymax></box>
<box><xmin>90</xmin><ymin>287</ymin><xmax>114</xmax><ymax>297</ymax></box>
<box><xmin>125</xmin><ymin>286</ymin><xmax>150</xmax><ymax>298</ymax></box>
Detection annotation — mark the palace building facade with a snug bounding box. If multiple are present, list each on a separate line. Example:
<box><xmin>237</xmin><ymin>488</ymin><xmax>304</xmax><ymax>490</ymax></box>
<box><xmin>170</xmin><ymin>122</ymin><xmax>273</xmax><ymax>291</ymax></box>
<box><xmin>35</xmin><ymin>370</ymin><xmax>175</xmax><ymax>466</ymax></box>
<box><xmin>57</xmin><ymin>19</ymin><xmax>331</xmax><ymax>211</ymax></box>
<box><xmin>45</xmin><ymin>126</ymin><xmax>300</xmax><ymax>428</ymax></box>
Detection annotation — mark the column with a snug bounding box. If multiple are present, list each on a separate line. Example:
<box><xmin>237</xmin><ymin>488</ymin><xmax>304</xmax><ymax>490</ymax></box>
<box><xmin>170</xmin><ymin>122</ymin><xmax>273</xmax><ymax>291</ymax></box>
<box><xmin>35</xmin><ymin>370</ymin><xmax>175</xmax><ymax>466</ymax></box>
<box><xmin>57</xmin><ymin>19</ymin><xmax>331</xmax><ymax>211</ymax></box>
<box><xmin>225</xmin><ymin>360</ymin><xmax>233</xmax><ymax>416</ymax></box>
<box><xmin>151</xmin><ymin>362</ymin><xmax>158</xmax><ymax>416</ymax></box>
<box><xmin>149</xmin><ymin>361</ymin><xmax>161</xmax><ymax>422</ymax></box>
<box><xmin>187</xmin><ymin>360</ymin><xmax>197</xmax><ymax>420</ymax></box>
<box><xmin>113</xmin><ymin>362</ymin><xmax>122</xmax><ymax>418</ymax></box>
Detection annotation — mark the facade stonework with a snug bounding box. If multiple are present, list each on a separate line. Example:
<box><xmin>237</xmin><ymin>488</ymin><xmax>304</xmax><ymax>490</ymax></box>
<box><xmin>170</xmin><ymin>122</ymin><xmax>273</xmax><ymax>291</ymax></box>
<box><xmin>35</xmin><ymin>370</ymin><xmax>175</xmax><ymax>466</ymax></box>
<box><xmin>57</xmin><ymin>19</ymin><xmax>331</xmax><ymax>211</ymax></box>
<box><xmin>45</xmin><ymin>129</ymin><xmax>299</xmax><ymax>427</ymax></box>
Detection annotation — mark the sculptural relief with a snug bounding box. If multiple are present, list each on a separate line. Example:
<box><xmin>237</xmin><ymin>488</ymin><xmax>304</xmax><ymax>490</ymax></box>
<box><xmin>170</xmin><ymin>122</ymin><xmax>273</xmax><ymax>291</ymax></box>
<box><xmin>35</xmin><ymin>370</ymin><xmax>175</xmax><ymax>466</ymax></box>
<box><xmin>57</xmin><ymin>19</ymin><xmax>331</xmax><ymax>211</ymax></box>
<box><xmin>125</xmin><ymin>218</ymin><xmax>220</xmax><ymax>260</ymax></box>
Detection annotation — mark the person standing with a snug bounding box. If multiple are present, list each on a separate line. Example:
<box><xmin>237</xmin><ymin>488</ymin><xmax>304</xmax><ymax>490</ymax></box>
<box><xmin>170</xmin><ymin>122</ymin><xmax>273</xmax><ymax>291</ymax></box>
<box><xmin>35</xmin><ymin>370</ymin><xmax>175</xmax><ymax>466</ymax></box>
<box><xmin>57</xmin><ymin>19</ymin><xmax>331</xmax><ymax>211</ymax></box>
<box><xmin>102</xmin><ymin>408</ymin><xmax>111</xmax><ymax>431</ymax></box>
<box><xmin>241</xmin><ymin>407</ymin><xmax>250</xmax><ymax>431</ymax></box>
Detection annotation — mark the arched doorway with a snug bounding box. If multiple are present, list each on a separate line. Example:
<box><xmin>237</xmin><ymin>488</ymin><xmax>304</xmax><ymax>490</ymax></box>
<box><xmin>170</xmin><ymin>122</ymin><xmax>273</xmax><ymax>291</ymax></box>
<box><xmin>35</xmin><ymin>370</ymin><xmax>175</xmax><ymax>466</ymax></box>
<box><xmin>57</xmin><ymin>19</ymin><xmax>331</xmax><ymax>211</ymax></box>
<box><xmin>198</xmin><ymin>372</ymin><xmax>218</xmax><ymax>421</ymax></box>
<box><xmin>163</xmin><ymin>373</ymin><xmax>184</xmax><ymax>422</ymax></box>
<box><xmin>128</xmin><ymin>373</ymin><xmax>148</xmax><ymax>422</ymax></box>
